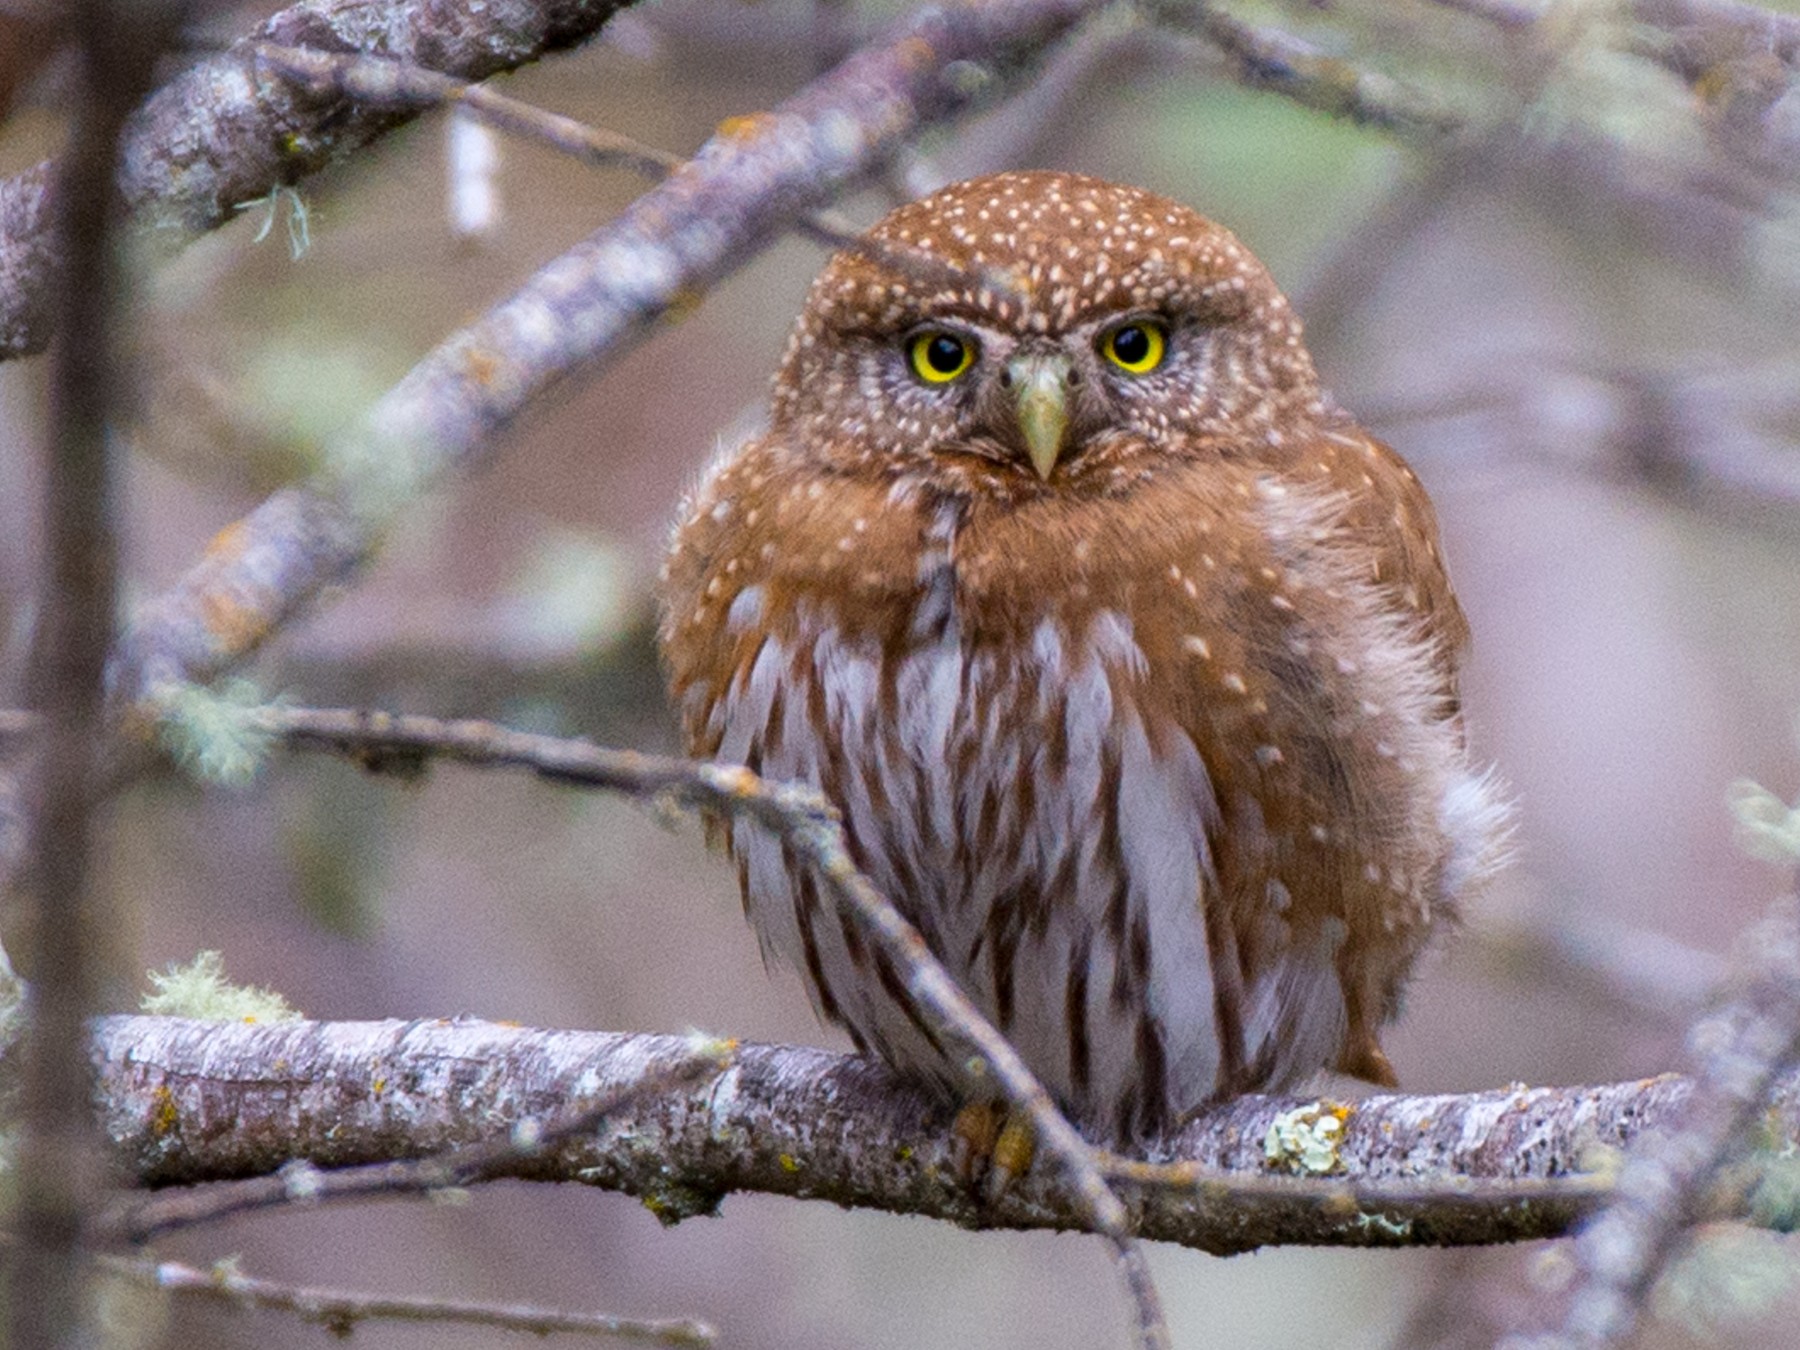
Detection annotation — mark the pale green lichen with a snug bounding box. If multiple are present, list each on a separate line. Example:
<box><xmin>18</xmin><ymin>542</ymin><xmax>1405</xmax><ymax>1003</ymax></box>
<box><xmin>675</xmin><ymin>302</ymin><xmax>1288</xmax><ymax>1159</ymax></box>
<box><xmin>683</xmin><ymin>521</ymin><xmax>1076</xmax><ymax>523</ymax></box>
<box><xmin>235</xmin><ymin>184</ymin><xmax>311</xmax><ymax>259</ymax></box>
<box><xmin>1351</xmin><ymin>1210</ymin><xmax>1413</xmax><ymax>1240</ymax></box>
<box><xmin>152</xmin><ymin>678</ymin><xmax>282</xmax><ymax>787</ymax></box>
<box><xmin>141</xmin><ymin>950</ymin><xmax>301</xmax><ymax>1024</ymax></box>
<box><xmin>0</xmin><ymin>939</ymin><xmax>27</xmax><ymax>1052</ymax></box>
<box><xmin>1729</xmin><ymin>778</ymin><xmax>1800</xmax><ymax>863</ymax></box>
<box><xmin>1263</xmin><ymin>1101</ymin><xmax>1352</xmax><ymax>1175</ymax></box>
<box><xmin>1652</xmin><ymin>1225</ymin><xmax>1796</xmax><ymax>1336</ymax></box>
<box><xmin>1728</xmin><ymin>717</ymin><xmax>1800</xmax><ymax>862</ymax></box>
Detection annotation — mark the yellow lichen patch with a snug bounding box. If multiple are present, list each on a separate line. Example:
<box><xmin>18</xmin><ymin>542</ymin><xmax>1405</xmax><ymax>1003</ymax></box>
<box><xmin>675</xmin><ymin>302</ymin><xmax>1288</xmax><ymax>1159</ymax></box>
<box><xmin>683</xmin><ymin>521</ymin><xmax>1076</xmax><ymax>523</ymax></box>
<box><xmin>662</xmin><ymin>286</ymin><xmax>708</xmax><ymax>325</ymax></box>
<box><xmin>462</xmin><ymin>347</ymin><xmax>497</xmax><ymax>388</ymax></box>
<box><xmin>370</xmin><ymin>1076</ymin><xmax>387</xmax><ymax>1098</ymax></box>
<box><xmin>1263</xmin><ymin>1100</ymin><xmax>1353</xmax><ymax>1175</ymax></box>
<box><xmin>715</xmin><ymin>113</ymin><xmax>773</xmax><ymax>142</ymax></box>
<box><xmin>149</xmin><ymin>1085</ymin><xmax>179</xmax><ymax>1138</ymax></box>
<box><xmin>200</xmin><ymin>589</ymin><xmax>272</xmax><ymax>653</ymax></box>
<box><xmin>201</xmin><ymin>519</ymin><xmax>251</xmax><ymax>563</ymax></box>
<box><xmin>778</xmin><ymin>1153</ymin><xmax>800</xmax><ymax>1173</ymax></box>
<box><xmin>894</xmin><ymin>36</ymin><xmax>936</xmax><ymax>72</ymax></box>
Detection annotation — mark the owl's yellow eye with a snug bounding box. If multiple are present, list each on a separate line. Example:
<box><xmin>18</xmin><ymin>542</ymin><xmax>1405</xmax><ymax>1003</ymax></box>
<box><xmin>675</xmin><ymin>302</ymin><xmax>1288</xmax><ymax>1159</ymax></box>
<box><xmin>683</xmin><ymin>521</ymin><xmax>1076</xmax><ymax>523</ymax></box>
<box><xmin>909</xmin><ymin>330</ymin><xmax>977</xmax><ymax>384</ymax></box>
<box><xmin>1102</xmin><ymin>321</ymin><xmax>1166</xmax><ymax>375</ymax></box>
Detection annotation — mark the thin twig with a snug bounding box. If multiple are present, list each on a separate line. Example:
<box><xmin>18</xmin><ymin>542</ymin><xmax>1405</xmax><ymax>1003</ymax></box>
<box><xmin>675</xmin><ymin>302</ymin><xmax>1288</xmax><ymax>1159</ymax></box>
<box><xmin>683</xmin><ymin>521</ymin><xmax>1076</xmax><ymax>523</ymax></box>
<box><xmin>247</xmin><ymin>43</ymin><xmax>1027</xmax><ymax>308</ymax></box>
<box><xmin>118</xmin><ymin>1255</ymin><xmax>713</xmax><ymax>1345</ymax></box>
<box><xmin>1141</xmin><ymin>0</ymin><xmax>1468</xmax><ymax>137</ymax></box>
<box><xmin>251</xmin><ymin>42</ymin><xmax>682</xmax><ymax>181</ymax></box>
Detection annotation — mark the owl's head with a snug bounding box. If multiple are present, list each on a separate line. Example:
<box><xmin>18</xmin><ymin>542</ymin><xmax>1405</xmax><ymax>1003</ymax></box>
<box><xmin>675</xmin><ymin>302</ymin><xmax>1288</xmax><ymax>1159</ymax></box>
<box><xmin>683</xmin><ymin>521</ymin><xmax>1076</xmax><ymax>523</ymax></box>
<box><xmin>769</xmin><ymin>170</ymin><xmax>1326</xmax><ymax>493</ymax></box>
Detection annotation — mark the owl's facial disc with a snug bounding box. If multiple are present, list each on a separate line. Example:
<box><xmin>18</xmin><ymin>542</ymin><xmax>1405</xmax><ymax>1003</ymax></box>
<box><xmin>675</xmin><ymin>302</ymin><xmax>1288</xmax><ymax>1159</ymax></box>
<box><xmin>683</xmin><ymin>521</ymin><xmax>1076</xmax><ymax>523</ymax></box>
<box><xmin>1006</xmin><ymin>352</ymin><xmax>1071</xmax><ymax>480</ymax></box>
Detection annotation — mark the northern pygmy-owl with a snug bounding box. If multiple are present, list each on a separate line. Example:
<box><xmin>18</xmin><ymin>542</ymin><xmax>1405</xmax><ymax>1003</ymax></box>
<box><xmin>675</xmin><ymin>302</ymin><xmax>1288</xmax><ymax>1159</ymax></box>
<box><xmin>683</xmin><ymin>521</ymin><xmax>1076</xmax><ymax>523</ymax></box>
<box><xmin>660</xmin><ymin>170</ymin><xmax>1507</xmax><ymax>1143</ymax></box>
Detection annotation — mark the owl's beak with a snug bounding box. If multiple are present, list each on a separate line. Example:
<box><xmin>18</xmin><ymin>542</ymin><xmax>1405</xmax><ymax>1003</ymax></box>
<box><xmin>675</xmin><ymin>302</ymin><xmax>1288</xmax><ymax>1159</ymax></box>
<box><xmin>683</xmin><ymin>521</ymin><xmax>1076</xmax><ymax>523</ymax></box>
<box><xmin>1008</xmin><ymin>353</ymin><xmax>1071</xmax><ymax>480</ymax></box>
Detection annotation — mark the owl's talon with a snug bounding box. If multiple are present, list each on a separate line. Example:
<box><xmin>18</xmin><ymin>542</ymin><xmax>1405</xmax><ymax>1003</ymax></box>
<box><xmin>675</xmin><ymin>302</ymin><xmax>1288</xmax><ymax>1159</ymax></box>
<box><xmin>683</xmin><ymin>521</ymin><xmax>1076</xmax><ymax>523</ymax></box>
<box><xmin>952</xmin><ymin>1100</ymin><xmax>1002</xmax><ymax>1186</ymax></box>
<box><xmin>1336</xmin><ymin>1029</ymin><xmax>1400</xmax><ymax>1089</ymax></box>
<box><xmin>951</xmin><ymin>1102</ymin><xmax>1036</xmax><ymax>1199</ymax></box>
<box><xmin>984</xmin><ymin>1113</ymin><xmax>1036</xmax><ymax>1202</ymax></box>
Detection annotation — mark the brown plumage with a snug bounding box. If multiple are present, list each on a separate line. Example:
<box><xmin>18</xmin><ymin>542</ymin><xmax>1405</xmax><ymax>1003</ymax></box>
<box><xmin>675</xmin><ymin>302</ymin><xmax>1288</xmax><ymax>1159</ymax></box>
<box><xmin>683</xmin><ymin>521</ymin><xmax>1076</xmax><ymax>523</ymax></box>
<box><xmin>659</xmin><ymin>170</ymin><xmax>1507</xmax><ymax>1142</ymax></box>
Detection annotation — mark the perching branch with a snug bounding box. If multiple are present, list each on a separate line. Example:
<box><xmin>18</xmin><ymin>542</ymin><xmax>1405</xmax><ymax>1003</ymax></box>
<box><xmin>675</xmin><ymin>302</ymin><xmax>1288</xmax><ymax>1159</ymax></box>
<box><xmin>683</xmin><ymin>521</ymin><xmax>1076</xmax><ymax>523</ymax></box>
<box><xmin>90</xmin><ymin>1013</ymin><xmax>1800</xmax><ymax>1255</ymax></box>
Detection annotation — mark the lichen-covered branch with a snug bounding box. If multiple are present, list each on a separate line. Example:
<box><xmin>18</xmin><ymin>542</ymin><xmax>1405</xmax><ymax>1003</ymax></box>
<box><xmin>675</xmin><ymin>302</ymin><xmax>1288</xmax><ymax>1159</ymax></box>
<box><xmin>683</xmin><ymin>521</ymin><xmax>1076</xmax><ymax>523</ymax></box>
<box><xmin>94</xmin><ymin>1014</ymin><xmax>1792</xmax><ymax>1254</ymax></box>
<box><xmin>0</xmin><ymin>0</ymin><xmax>648</xmax><ymax>359</ymax></box>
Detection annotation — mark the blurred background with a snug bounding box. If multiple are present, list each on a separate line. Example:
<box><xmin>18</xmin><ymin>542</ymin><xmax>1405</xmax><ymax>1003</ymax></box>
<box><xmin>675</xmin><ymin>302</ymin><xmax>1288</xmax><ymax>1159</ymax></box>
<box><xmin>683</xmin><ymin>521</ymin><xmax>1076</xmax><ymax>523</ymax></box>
<box><xmin>5</xmin><ymin>0</ymin><xmax>1800</xmax><ymax>1345</ymax></box>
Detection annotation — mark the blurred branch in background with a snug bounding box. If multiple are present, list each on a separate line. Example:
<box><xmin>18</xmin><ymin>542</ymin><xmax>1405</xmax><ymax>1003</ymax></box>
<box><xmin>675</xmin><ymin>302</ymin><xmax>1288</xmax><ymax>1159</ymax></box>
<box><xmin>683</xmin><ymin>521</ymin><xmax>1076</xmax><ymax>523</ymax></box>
<box><xmin>1502</xmin><ymin>894</ymin><xmax>1800</xmax><ymax>1348</ymax></box>
<box><xmin>106</xmin><ymin>0</ymin><xmax>1114</xmax><ymax>711</ymax></box>
<box><xmin>5</xmin><ymin>2</ymin><xmax>181</xmax><ymax>1347</ymax></box>
<box><xmin>0</xmin><ymin>0</ymin><xmax>652</xmax><ymax>359</ymax></box>
<box><xmin>1356</xmin><ymin>357</ymin><xmax>1800</xmax><ymax>525</ymax></box>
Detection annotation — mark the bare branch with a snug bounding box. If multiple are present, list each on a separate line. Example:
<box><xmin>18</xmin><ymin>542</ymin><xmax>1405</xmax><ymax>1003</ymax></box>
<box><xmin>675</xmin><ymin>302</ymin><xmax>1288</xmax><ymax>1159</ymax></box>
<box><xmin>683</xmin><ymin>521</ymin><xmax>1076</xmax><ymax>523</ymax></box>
<box><xmin>115</xmin><ymin>1254</ymin><xmax>713</xmax><ymax>1345</ymax></box>
<box><xmin>250</xmin><ymin>42</ymin><xmax>682</xmax><ymax>183</ymax></box>
<box><xmin>0</xmin><ymin>0</ymin><xmax>650</xmax><ymax>360</ymax></box>
<box><xmin>1141</xmin><ymin>0</ymin><xmax>1468</xmax><ymax>137</ymax></box>
<box><xmin>87</xmin><ymin>1015</ymin><xmax>1800</xmax><ymax>1253</ymax></box>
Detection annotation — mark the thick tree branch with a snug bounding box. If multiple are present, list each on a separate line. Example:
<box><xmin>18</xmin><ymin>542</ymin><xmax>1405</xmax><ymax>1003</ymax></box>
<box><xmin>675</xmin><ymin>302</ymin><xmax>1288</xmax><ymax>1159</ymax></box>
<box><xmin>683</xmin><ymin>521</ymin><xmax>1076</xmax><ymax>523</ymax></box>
<box><xmin>91</xmin><ymin>1014</ymin><xmax>1789</xmax><ymax>1255</ymax></box>
<box><xmin>0</xmin><ymin>0</ymin><xmax>648</xmax><ymax>359</ymax></box>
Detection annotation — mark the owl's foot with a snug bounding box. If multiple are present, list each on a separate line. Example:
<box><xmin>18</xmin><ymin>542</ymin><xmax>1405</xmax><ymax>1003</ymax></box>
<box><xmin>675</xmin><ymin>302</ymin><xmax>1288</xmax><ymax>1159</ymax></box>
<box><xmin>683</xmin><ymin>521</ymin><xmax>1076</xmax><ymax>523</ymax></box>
<box><xmin>1335</xmin><ymin>1027</ymin><xmax>1400</xmax><ymax>1089</ymax></box>
<box><xmin>951</xmin><ymin>1101</ymin><xmax>1036</xmax><ymax>1201</ymax></box>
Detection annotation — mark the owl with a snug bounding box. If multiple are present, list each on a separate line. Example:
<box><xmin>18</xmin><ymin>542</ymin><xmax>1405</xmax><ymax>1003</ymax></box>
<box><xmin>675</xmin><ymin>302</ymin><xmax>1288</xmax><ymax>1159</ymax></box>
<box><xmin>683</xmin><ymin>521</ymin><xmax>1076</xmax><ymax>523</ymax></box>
<box><xmin>659</xmin><ymin>170</ymin><xmax>1507</xmax><ymax>1144</ymax></box>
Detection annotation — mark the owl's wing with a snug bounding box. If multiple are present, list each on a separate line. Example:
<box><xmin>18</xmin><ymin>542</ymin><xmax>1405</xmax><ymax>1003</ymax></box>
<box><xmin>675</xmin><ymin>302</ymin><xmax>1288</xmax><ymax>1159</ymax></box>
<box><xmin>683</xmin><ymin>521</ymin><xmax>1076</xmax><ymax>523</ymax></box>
<box><xmin>1308</xmin><ymin>426</ymin><xmax>1469</xmax><ymax>720</ymax></box>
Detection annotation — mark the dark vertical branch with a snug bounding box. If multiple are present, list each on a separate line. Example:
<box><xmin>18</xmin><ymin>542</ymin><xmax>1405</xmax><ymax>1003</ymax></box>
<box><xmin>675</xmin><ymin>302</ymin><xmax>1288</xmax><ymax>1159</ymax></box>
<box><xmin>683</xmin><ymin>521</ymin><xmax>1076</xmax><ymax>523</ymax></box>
<box><xmin>6</xmin><ymin>3</ymin><xmax>180</xmax><ymax>1347</ymax></box>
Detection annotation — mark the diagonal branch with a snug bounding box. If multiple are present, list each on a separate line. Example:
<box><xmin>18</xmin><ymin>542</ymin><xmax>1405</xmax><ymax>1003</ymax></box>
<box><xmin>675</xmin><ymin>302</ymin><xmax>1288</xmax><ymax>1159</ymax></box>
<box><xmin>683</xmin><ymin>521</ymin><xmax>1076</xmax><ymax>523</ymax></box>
<box><xmin>1505</xmin><ymin>894</ymin><xmax>1800</xmax><ymax>1348</ymax></box>
<box><xmin>235</xmin><ymin>703</ymin><xmax>1167</xmax><ymax>1346</ymax></box>
<box><xmin>110</xmin><ymin>0</ymin><xmax>1114</xmax><ymax>709</ymax></box>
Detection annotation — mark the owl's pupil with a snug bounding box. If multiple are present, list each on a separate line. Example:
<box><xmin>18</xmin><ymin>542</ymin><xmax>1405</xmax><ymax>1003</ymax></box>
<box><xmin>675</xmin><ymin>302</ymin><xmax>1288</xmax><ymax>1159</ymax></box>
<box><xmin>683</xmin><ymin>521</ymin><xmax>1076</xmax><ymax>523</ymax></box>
<box><xmin>926</xmin><ymin>335</ymin><xmax>966</xmax><ymax>373</ymax></box>
<box><xmin>1111</xmin><ymin>327</ymin><xmax>1150</xmax><ymax>365</ymax></box>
